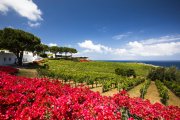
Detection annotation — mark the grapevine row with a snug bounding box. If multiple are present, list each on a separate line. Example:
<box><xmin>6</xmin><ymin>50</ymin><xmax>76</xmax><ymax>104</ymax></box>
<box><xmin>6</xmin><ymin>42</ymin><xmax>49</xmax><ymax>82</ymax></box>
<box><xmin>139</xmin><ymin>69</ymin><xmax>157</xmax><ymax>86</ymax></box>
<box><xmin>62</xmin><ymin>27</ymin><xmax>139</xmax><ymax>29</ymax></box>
<box><xmin>155</xmin><ymin>80</ymin><xmax>169</xmax><ymax>105</ymax></box>
<box><xmin>140</xmin><ymin>80</ymin><xmax>151</xmax><ymax>99</ymax></box>
<box><xmin>164</xmin><ymin>80</ymin><xmax>180</xmax><ymax>97</ymax></box>
<box><xmin>37</xmin><ymin>67</ymin><xmax>145</xmax><ymax>93</ymax></box>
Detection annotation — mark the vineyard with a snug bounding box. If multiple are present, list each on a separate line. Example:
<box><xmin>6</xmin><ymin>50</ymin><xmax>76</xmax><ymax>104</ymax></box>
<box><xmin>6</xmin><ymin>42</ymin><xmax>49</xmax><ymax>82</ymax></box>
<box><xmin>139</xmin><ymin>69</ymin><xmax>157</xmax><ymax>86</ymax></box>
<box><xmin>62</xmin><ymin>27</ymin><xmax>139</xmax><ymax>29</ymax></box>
<box><xmin>37</xmin><ymin>60</ymin><xmax>152</xmax><ymax>92</ymax></box>
<box><xmin>0</xmin><ymin>66</ymin><xmax>180</xmax><ymax>119</ymax></box>
<box><xmin>37</xmin><ymin>60</ymin><xmax>180</xmax><ymax>106</ymax></box>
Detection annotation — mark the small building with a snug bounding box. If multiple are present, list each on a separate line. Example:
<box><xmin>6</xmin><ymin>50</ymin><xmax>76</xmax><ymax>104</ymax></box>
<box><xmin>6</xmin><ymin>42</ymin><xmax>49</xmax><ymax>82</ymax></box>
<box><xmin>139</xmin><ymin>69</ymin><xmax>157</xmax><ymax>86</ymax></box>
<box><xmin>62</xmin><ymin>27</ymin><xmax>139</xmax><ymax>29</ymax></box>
<box><xmin>0</xmin><ymin>50</ymin><xmax>16</xmax><ymax>65</ymax></box>
<box><xmin>0</xmin><ymin>50</ymin><xmax>43</xmax><ymax>65</ymax></box>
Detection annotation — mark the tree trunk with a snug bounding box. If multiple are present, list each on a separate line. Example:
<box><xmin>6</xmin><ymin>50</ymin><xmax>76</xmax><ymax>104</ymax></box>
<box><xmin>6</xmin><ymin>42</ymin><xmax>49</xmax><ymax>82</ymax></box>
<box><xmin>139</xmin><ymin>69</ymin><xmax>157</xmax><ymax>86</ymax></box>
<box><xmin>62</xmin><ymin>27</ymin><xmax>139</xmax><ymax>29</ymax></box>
<box><xmin>70</xmin><ymin>53</ymin><xmax>72</xmax><ymax>58</ymax></box>
<box><xmin>55</xmin><ymin>53</ymin><xmax>57</xmax><ymax>58</ymax></box>
<box><xmin>65</xmin><ymin>52</ymin><xmax>68</xmax><ymax>59</ymax></box>
<box><xmin>17</xmin><ymin>51</ymin><xmax>23</xmax><ymax>66</ymax></box>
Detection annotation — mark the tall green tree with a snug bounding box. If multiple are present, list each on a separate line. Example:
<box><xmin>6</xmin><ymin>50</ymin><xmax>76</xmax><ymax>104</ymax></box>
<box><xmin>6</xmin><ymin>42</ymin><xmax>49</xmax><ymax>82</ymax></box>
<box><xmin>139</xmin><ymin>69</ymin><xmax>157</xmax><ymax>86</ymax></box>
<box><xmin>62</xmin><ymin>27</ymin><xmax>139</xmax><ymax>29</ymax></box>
<box><xmin>165</xmin><ymin>66</ymin><xmax>177</xmax><ymax>81</ymax></box>
<box><xmin>69</xmin><ymin>48</ymin><xmax>77</xmax><ymax>57</ymax></box>
<box><xmin>63</xmin><ymin>47</ymin><xmax>70</xmax><ymax>57</ymax></box>
<box><xmin>0</xmin><ymin>28</ymin><xmax>41</xmax><ymax>66</ymax></box>
<box><xmin>50</xmin><ymin>46</ymin><xmax>59</xmax><ymax>57</ymax></box>
<box><xmin>35</xmin><ymin>44</ymin><xmax>49</xmax><ymax>54</ymax></box>
<box><xmin>58</xmin><ymin>47</ymin><xmax>64</xmax><ymax>56</ymax></box>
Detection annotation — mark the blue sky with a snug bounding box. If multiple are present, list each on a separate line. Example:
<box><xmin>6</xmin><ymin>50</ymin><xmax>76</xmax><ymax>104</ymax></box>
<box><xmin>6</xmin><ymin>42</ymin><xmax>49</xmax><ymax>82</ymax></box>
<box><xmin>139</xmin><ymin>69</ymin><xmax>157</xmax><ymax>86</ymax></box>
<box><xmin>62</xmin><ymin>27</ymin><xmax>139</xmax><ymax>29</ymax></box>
<box><xmin>0</xmin><ymin>0</ymin><xmax>180</xmax><ymax>60</ymax></box>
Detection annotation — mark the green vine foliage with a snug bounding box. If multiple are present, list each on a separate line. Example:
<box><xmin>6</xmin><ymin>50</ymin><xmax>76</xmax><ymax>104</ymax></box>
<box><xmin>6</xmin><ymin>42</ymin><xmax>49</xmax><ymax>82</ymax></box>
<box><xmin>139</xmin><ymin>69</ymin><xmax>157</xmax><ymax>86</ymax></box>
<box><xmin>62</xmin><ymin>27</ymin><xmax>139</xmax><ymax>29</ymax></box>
<box><xmin>155</xmin><ymin>80</ymin><xmax>169</xmax><ymax>105</ymax></box>
<box><xmin>140</xmin><ymin>80</ymin><xmax>151</xmax><ymax>99</ymax></box>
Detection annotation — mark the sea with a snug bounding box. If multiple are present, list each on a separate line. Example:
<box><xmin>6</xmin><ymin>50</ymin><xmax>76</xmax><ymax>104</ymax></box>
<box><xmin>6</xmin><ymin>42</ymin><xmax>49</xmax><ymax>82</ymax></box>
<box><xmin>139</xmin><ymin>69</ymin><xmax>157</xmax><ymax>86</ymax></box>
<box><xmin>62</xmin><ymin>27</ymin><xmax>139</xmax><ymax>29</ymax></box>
<box><xmin>97</xmin><ymin>60</ymin><xmax>180</xmax><ymax>69</ymax></box>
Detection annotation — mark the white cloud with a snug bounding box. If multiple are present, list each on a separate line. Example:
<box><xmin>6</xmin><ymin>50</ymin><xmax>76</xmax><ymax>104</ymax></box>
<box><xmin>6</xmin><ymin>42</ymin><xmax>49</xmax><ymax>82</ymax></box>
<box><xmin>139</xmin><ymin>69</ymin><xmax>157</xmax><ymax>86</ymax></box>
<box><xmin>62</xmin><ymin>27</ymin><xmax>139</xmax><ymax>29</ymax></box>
<box><xmin>140</xmin><ymin>35</ymin><xmax>180</xmax><ymax>45</ymax></box>
<box><xmin>127</xmin><ymin>41</ymin><xmax>180</xmax><ymax>56</ymax></box>
<box><xmin>0</xmin><ymin>3</ymin><xmax>8</xmax><ymax>14</ymax></box>
<box><xmin>28</xmin><ymin>21</ymin><xmax>40</xmax><ymax>27</ymax></box>
<box><xmin>0</xmin><ymin>0</ymin><xmax>42</xmax><ymax>21</ymax></box>
<box><xmin>0</xmin><ymin>0</ymin><xmax>42</xmax><ymax>27</ymax></box>
<box><xmin>112</xmin><ymin>32</ymin><xmax>132</xmax><ymax>40</ymax></box>
<box><xmin>48</xmin><ymin>43</ymin><xmax>58</xmax><ymax>47</ymax></box>
<box><xmin>78</xmin><ymin>40</ymin><xmax>112</xmax><ymax>53</ymax></box>
<box><xmin>78</xmin><ymin>35</ymin><xmax>180</xmax><ymax>60</ymax></box>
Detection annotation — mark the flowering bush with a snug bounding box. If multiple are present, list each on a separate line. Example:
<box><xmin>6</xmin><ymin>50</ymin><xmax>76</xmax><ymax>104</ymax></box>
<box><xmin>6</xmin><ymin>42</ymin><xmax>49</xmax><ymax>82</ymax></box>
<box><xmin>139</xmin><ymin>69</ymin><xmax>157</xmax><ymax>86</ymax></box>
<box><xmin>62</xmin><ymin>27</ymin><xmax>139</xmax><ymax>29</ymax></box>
<box><xmin>0</xmin><ymin>70</ymin><xmax>180</xmax><ymax>119</ymax></box>
<box><xmin>0</xmin><ymin>66</ymin><xmax>18</xmax><ymax>74</ymax></box>
<box><xmin>79</xmin><ymin>59</ymin><xmax>90</xmax><ymax>62</ymax></box>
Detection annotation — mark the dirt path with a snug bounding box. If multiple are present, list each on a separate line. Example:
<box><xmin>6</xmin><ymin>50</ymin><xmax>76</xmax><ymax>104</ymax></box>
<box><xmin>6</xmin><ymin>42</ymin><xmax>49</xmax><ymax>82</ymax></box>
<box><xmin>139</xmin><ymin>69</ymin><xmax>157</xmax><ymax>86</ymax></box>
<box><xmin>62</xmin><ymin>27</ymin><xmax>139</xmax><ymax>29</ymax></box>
<box><xmin>90</xmin><ymin>87</ymin><xmax>102</xmax><ymax>93</ymax></box>
<box><xmin>90</xmin><ymin>87</ymin><xmax>119</xmax><ymax>96</ymax></box>
<box><xmin>17</xmin><ymin>68</ymin><xmax>38</xmax><ymax>78</ymax></box>
<box><xmin>167</xmin><ymin>89</ymin><xmax>180</xmax><ymax>107</ymax></box>
<box><xmin>145</xmin><ymin>81</ymin><xmax>161</xmax><ymax>104</ymax></box>
<box><xmin>128</xmin><ymin>83</ymin><xmax>144</xmax><ymax>98</ymax></box>
<box><xmin>102</xmin><ymin>89</ymin><xmax>119</xmax><ymax>96</ymax></box>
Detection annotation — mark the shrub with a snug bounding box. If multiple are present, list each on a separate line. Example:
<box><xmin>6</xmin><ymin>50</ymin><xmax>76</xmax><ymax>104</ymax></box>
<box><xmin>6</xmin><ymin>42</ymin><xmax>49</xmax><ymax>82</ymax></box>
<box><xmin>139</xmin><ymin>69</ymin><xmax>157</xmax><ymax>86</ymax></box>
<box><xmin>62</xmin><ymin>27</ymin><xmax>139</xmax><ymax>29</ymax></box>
<box><xmin>115</xmin><ymin>68</ymin><xmax>136</xmax><ymax>78</ymax></box>
<box><xmin>147</xmin><ymin>67</ymin><xmax>165</xmax><ymax>81</ymax></box>
<box><xmin>147</xmin><ymin>66</ymin><xmax>179</xmax><ymax>82</ymax></box>
<box><xmin>126</xmin><ymin>69</ymin><xmax>136</xmax><ymax>78</ymax></box>
<box><xmin>0</xmin><ymin>66</ymin><xmax>18</xmax><ymax>74</ymax></box>
<box><xmin>39</xmin><ymin>53</ymin><xmax>48</xmax><ymax>58</ymax></box>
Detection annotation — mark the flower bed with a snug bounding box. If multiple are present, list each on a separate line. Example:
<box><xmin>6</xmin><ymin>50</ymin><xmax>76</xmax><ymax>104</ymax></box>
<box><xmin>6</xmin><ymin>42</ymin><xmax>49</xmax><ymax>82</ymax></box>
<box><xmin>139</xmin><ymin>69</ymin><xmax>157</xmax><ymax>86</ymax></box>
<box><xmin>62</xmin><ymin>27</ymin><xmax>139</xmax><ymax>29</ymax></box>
<box><xmin>0</xmin><ymin>70</ymin><xmax>180</xmax><ymax>119</ymax></box>
<box><xmin>0</xmin><ymin>66</ymin><xmax>18</xmax><ymax>74</ymax></box>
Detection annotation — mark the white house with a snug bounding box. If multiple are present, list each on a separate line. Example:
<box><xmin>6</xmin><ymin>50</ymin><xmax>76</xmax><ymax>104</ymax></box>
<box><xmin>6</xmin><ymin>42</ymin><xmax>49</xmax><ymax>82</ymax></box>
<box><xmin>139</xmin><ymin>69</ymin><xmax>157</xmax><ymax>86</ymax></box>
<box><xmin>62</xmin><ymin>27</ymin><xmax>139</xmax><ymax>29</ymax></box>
<box><xmin>0</xmin><ymin>50</ymin><xmax>43</xmax><ymax>65</ymax></box>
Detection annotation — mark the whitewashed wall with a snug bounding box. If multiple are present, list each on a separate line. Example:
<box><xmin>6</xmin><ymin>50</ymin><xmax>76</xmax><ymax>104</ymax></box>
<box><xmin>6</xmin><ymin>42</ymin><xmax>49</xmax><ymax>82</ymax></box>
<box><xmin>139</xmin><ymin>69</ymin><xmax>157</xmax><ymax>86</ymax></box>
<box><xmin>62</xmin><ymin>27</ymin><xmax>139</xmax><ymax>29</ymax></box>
<box><xmin>0</xmin><ymin>52</ymin><xmax>16</xmax><ymax>65</ymax></box>
<box><xmin>0</xmin><ymin>51</ymin><xmax>42</xmax><ymax>65</ymax></box>
<box><xmin>23</xmin><ymin>51</ymin><xmax>35</xmax><ymax>62</ymax></box>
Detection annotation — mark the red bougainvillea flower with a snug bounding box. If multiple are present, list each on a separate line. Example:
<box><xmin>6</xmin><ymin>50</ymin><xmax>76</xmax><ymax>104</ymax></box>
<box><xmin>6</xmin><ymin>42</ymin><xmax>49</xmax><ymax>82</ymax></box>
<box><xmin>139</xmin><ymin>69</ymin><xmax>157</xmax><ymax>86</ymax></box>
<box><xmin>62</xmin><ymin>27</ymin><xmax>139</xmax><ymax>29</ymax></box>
<box><xmin>0</xmin><ymin>66</ymin><xmax>180</xmax><ymax>120</ymax></box>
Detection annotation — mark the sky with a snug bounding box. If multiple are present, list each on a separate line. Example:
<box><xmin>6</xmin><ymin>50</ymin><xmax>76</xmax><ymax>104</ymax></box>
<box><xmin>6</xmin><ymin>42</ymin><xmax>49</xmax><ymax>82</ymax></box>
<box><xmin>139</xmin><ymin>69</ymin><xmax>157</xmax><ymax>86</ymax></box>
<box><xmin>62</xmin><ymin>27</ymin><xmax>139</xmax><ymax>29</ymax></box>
<box><xmin>0</xmin><ymin>0</ymin><xmax>180</xmax><ymax>60</ymax></box>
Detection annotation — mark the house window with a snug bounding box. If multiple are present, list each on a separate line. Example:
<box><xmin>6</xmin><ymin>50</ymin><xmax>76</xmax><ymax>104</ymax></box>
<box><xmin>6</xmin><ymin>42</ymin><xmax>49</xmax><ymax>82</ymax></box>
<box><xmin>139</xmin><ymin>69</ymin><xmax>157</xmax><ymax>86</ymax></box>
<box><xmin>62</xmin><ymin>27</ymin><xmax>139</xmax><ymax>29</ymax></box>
<box><xmin>4</xmin><ymin>57</ymin><xmax>6</xmax><ymax>62</ymax></box>
<box><xmin>9</xmin><ymin>58</ymin><xmax>11</xmax><ymax>61</ymax></box>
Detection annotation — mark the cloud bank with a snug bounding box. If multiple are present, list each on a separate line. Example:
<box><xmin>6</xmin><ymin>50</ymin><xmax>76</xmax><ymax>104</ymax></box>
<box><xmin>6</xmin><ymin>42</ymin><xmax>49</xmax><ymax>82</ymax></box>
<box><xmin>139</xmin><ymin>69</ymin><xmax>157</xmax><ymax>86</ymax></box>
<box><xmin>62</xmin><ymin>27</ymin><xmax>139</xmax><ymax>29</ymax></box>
<box><xmin>0</xmin><ymin>0</ymin><xmax>42</xmax><ymax>27</ymax></box>
<box><xmin>77</xmin><ymin>35</ymin><xmax>180</xmax><ymax>60</ymax></box>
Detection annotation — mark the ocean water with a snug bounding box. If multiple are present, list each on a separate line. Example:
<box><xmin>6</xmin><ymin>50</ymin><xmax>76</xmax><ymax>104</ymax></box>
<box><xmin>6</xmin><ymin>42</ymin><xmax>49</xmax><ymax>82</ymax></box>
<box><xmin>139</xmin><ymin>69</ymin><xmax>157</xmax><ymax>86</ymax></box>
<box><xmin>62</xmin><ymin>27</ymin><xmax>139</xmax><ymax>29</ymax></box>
<box><xmin>97</xmin><ymin>60</ymin><xmax>180</xmax><ymax>69</ymax></box>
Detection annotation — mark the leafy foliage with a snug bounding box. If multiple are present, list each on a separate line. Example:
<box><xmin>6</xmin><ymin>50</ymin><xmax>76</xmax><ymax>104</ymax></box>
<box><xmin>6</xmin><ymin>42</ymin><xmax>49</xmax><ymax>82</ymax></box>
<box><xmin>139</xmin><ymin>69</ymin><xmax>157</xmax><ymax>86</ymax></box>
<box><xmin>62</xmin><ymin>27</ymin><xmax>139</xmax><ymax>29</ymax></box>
<box><xmin>155</xmin><ymin>80</ymin><xmax>169</xmax><ymax>105</ymax></box>
<box><xmin>49</xmin><ymin>46</ymin><xmax>60</xmax><ymax>55</ymax></box>
<box><xmin>140</xmin><ymin>80</ymin><xmax>151</xmax><ymax>99</ymax></box>
<box><xmin>147</xmin><ymin>66</ymin><xmax>179</xmax><ymax>81</ymax></box>
<box><xmin>115</xmin><ymin>68</ymin><xmax>136</xmax><ymax>78</ymax></box>
<box><xmin>164</xmin><ymin>80</ymin><xmax>180</xmax><ymax>97</ymax></box>
<box><xmin>147</xmin><ymin>67</ymin><xmax>165</xmax><ymax>81</ymax></box>
<box><xmin>0</xmin><ymin>28</ymin><xmax>41</xmax><ymax>65</ymax></box>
